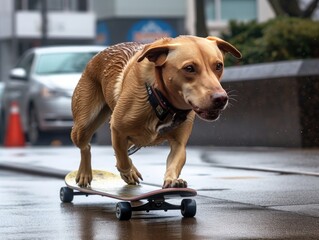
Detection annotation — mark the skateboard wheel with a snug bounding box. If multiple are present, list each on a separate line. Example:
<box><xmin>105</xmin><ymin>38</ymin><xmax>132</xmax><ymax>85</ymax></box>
<box><xmin>116</xmin><ymin>202</ymin><xmax>132</xmax><ymax>220</ymax></box>
<box><xmin>60</xmin><ymin>187</ymin><xmax>74</xmax><ymax>203</ymax></box>
<box><xmin>181</xmin><ymin>199</ymin><xmax>196</xmax><ymax>218</ymax></box>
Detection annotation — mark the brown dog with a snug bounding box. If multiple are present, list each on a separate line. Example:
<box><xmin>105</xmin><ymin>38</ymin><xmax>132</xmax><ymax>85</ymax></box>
<box><xmin>71</xmin><ymin>35</ymin><xmax>241</xmax><ymax>188</ymax></box>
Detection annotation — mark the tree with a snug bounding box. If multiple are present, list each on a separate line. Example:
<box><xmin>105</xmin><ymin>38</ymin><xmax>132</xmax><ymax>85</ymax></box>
<box><xmin>221</xmin><ymin>18</ymin><xmax>319</xmax><ymax>66</ymax></box>
<box><xmin>268</xmin><ymin>0</ymin><xmax>319</xmax><ymax>18</ymax></box>
<box><xmin>195</xmin><ymin>0</ymin><xmax>208</xmax><ymax>37</ymax></box>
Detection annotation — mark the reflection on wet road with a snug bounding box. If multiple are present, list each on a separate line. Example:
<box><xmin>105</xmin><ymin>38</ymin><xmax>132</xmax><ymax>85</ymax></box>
<box><xmin>0</xmin><ymin>171</ymin><xmax>200</xmax><ymax>239</ymax></box>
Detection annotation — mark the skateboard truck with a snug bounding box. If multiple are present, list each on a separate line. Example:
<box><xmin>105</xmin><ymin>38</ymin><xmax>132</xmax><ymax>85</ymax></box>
<box><xmin>115</xmin><ymin>198</ymin><xmax>196</xmax><ymax>220</ymax></box>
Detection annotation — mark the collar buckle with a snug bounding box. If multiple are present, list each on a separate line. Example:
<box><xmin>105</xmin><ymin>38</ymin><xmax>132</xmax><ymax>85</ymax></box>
<box><xmin>145</xmin><ymin>83</ymin><xmax>191</xmax><ymax>132</ymax></box>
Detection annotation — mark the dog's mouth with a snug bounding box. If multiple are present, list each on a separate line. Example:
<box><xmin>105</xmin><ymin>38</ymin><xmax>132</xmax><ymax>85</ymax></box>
<box><xmin>189</xmin><ymin>101</ymin><xmax>221</xmax><ymax>121</ymax></box>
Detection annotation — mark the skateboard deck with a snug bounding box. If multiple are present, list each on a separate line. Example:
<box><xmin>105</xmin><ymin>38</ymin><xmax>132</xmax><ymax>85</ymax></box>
<box><xmin>60</xmin><ymin>170</ymin><xmax>197</xmax><ymax>220</ymax></box>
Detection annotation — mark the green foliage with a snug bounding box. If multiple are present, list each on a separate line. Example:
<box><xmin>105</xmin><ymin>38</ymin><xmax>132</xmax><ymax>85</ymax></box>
<box><xmin>221</xmin><ymin>17</ymin><xmax>319</xmax><ymax>66</ymax></box>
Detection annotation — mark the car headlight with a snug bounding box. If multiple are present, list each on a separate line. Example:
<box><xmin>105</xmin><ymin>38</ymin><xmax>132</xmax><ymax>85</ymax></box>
<box><xmin>41</xmin><ymin>87</ymin><xmax>56</xmax><ymax>98</ymax></box>
<box><xmin>41</xmin><ymin>87</ymin><xmax>68</xmax><ymax>98</ymax></box>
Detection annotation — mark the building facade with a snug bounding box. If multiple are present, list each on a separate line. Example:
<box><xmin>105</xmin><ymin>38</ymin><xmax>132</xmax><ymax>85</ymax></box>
<box><xmin>92</xmin><ymin>0</ymin><xmax>186</xmax><ymax>45</ymax></box>
<box><xmin>0</xmin><ymin>0</ymin><xmax>95</xmax><ymax>82</ymax></box>
<box><xmin>92</xmin><ymin>0</ymin><xmax>275</xmax><ymax>45</ymax></box>
<box><xmin>0</xmin><ymin>0</ymin><xmax>276</xmax><ymax>83</ymax></box>
<box><xmin>186</xmin><ymin>0</ymin><xmax>275</xmax><ymax>35</ymax></box>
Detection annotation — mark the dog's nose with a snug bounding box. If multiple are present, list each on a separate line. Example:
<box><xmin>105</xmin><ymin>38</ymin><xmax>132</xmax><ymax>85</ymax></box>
<box><xmin>211</xmin><ymin>92</ymin><xmax>228</xmax><ymax>109</ymax></box>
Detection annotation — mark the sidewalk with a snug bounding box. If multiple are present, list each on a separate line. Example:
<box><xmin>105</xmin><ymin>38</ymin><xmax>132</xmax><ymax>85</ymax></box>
<box><xmin>1</xmin><ymin>145</ymin><xmax>319</xmax><ymax>238</ymax></box>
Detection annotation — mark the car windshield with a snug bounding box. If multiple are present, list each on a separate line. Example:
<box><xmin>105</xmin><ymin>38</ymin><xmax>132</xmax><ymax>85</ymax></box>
<box><xmin>35</xmin><ymin>52</ymin><xmax>97</xmax><ymax>75</ymax></box>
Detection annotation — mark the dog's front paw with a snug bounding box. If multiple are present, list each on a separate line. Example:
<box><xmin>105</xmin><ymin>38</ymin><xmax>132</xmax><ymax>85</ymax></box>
<box><xmin>76</xmin><ymin>170</ymin><xmax>92</xmax><ymax>187</ymax></box>
<box><xmin>118</xmin><ymin>165</ymin><xmax>143</xmax><ymax>185</ymax></box>
<box><xmin>163</xmin><ymin>178</ymin><xmax>188</xmax><ymax>188</ymax></box>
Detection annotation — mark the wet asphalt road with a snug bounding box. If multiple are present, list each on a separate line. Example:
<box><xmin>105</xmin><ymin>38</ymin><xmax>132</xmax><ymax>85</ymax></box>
<box><xmin>1</xmin><ymin>146</ymin><xmax>319</xmax><ymax>239</ymax></box>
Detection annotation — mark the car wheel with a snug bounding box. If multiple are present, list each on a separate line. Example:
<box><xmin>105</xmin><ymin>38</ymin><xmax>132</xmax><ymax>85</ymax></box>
<box><xmin>28</xmin><ymin>106</ymin><xmax>47</xmax><ymax>145</ymax></box>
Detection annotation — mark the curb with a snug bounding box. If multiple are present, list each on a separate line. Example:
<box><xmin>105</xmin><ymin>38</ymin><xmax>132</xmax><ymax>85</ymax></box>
<box><xmin>0</xmin><ymin>162</ymin><xmax>67</xmax><ymax>179</ymax></box>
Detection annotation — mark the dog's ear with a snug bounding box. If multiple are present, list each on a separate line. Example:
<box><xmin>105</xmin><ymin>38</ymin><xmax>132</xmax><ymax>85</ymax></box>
<box><xmin>137</xmin><ymin>45</ymin><xmax>170</xmax><ymax>66</ymax></box>
<box><xmin>207</xmin><ymin>36</ymin><xmax>242</xmax><ymax>59</ymax></box>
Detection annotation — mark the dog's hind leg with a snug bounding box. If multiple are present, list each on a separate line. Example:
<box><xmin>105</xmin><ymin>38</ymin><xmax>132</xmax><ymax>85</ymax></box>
<box><xmin>71</xmin><ymin>80</ymin><xmax>110</xmax><ymax>187</ymax></box>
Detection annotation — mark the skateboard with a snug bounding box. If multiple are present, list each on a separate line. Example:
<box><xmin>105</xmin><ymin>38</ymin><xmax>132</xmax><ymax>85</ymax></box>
<box><xmin>60</xmin><ymin>170</ymin><xmax>197</xmax><ymax>220</ymax></box>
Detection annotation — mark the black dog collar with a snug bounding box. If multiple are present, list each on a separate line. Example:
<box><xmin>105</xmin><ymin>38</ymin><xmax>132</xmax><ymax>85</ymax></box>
<box><xmin>145</xmin><ymin>83</ymin><xmax>191</xmax><ymax>133</ymax></box>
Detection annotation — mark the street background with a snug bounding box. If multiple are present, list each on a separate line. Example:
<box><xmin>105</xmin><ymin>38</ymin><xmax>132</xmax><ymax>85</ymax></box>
<box><xmin>1</xmin><ymin>0</ymin><xmax>319</xmax><ymax>239</ymax></box>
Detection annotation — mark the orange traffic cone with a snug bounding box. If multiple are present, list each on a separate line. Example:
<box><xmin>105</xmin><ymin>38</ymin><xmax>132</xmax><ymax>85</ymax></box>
<box><xmin>4</xmin><ymin>101</ymin><xmax>25</xmax><ymax>147</ymax></box>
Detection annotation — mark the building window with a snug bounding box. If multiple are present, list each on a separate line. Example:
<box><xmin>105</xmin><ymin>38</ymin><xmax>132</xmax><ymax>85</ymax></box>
<box><xmin>205</xmin><ymin>0</ymin><xmax>257</xmax><ymax>22</ymax></box>
<box><xmin>15</xmin><ymin>0</ymin><xmax>88</xmax><ymax>11</ymax></box>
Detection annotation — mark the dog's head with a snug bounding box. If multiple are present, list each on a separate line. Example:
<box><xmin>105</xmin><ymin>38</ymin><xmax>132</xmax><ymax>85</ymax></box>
<box><xmin>137</xmin><ymin>36</ymin><xmax>242</xmax><ymax>121</ymax></box>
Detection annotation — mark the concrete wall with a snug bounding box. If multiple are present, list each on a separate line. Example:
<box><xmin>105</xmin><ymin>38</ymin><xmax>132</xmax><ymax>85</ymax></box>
<box><xmin>189</xmin><ymin>59</ymin><xmax>319</xmax><ymax>147</ymax></box>
<box><xmin>96</xmin><ymin>59</ymin><xmax>319</xmax><ymax>148</ymax></box>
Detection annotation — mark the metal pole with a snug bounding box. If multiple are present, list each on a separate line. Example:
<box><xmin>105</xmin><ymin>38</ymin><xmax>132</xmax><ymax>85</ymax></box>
<box><xmin>11</xmin><ymin>0</ymin><xmax>17</xmax><ymax>66</ymax></box>
<box><xmin>41</xmin><ymin>0</ymin><xmax>48</xmax><ymax>46</ymax></box>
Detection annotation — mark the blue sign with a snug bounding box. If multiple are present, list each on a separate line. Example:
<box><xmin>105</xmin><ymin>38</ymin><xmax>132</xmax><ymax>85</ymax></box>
<box><xmin>96</xmin><ymin>21</ymin><xmax>110</xmax><ymax>45</ymax></box>
<box><xmin>127</xmin><ymin>19</ymin><xmax>177</xmax><ymax>43</ymax></box>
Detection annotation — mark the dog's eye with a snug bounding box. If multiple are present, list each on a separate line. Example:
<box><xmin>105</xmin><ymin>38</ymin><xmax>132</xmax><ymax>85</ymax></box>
<box><xmin>216</xmin><ymin>63</ymin><xmax>223</xmax><ymax>71</ymax></box>
<box><xmin>184</xmin><ymin>65</ymin><xmax>195</xmax><ymax>73</ymax></box>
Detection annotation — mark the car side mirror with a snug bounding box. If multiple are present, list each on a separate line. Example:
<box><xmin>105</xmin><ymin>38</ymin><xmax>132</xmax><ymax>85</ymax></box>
<box><xmin>9</xmin><ymin>68</ymin><xmax>27</xmax><ymax>80</ymax></box>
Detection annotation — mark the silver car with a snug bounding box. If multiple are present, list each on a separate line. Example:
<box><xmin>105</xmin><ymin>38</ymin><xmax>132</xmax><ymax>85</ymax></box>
<box><xmin>1</xmin><ymin>46</ymin><xmax>105</xmax><ymax>145</ymax></box>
